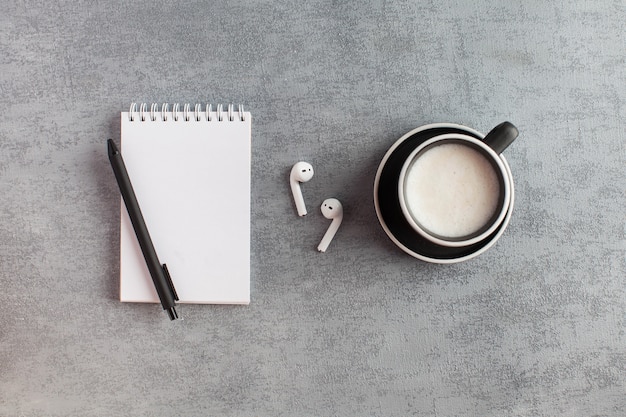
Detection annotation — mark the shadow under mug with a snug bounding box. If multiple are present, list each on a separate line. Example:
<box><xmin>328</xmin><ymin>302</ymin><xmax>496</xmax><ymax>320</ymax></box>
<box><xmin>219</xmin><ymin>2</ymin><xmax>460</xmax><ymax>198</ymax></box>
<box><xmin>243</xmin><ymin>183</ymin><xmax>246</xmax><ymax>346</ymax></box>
<box><xmin>397</xmin><ymin>122</ymin><xmax>518</xmax><ymax>248</ymax></box>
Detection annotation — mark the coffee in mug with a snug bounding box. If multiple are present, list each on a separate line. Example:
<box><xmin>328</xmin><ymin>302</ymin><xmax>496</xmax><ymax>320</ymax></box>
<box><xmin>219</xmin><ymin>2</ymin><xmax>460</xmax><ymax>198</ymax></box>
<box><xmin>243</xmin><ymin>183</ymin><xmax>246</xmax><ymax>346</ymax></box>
<box><xmin>403</xmin><ymin>142</ymin><xmax>501</xmax><ymax>238</ymax></box>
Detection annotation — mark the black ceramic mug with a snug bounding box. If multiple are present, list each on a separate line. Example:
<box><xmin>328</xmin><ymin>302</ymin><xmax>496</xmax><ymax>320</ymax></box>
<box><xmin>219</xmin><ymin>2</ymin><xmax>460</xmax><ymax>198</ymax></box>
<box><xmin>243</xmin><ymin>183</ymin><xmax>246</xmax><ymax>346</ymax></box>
<box><xmin>374</xmin><ymin>122</ymin><xmax>518</xmax><ymax>263</ymax></box>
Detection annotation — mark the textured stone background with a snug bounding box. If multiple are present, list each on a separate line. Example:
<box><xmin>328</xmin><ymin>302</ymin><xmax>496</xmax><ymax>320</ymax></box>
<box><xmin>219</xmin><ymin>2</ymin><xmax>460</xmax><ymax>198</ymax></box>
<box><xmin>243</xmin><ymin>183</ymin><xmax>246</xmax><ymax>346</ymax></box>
<box><xmin>0</xmin><ymin>1</ymin><xmax>624</xmax><ymax>416</ymax></box>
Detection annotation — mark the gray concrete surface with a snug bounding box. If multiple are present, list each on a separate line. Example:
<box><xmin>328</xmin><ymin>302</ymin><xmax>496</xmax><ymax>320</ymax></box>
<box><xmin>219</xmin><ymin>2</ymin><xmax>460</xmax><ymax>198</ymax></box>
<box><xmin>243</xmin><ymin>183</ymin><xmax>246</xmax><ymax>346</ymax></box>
<box><xmin>0</xmin><ymin>1</ymin><xmax>624</xmax><ymax>416</ymax></box>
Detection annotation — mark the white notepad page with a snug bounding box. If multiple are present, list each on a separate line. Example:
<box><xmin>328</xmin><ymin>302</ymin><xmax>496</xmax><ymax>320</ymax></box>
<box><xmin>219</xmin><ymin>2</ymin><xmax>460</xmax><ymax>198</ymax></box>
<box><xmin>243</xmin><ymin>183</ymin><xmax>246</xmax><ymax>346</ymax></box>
<box><xmin>119</xmin><ymin>104</ymin><xmax>251</xmax><ymax>304</ymax></box>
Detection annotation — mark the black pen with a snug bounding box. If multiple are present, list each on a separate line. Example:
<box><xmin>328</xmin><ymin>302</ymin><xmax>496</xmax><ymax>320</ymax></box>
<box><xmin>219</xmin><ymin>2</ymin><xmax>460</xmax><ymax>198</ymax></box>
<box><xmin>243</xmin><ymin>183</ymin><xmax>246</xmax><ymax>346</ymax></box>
<box><xmin>107</xmin><ymin>139</ymin><xmax>179</xmax><ymax>320</ymax></box>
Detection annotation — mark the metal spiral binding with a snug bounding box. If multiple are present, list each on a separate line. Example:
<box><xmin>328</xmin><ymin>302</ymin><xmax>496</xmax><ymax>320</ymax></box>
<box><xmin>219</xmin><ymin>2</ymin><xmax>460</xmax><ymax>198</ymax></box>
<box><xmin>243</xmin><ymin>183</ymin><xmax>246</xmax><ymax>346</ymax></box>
<box><xmin>150</xmin><ymin>103</ymin><xmax>158</xmax><ymax>121</ymax></box>
<box><xmin>128</xmin><ymin>103</ymin><xmax>245</xmax><ymax>122</ymax></box>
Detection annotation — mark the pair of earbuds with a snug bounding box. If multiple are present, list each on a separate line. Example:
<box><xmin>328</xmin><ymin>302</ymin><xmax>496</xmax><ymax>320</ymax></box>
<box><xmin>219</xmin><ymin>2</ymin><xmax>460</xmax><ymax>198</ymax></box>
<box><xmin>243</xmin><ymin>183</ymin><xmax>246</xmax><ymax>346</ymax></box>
<box><xmin>290</xmin><ymin>162</ymin><xmax>343</xmax><ymax>252</ymax></box>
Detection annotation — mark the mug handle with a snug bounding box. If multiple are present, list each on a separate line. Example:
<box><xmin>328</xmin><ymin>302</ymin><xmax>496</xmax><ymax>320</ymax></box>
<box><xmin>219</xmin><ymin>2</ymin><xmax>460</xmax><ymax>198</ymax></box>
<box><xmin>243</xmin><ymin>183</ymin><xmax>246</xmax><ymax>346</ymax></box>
<box><xmin>483</xmin><ymin>121</ymin><xmax>519</xmax><ymax>154</ymax></box>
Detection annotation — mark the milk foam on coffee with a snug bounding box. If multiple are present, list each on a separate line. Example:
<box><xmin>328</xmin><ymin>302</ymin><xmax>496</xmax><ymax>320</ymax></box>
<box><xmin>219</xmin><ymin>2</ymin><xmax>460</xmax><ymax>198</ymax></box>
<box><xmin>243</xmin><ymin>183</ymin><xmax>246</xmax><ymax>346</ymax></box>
<box><xmin>404</xmin><ymin>143</ymin><xmax>500</xmax><ymax>238</ymax></box>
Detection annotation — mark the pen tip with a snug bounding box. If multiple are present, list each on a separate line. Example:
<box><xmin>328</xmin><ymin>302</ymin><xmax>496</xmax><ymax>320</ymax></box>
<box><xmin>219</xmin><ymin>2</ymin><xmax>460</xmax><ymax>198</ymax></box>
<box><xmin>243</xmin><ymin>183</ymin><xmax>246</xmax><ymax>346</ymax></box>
<box><xmin>107</xmin><ymin>139</ymin><xmax>119</xmax><ymax>157</ymax></box>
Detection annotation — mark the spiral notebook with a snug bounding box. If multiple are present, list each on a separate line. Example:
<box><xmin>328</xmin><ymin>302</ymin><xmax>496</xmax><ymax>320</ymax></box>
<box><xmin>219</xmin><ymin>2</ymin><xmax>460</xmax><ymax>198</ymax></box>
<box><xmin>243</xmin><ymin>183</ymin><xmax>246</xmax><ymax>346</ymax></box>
<box><xmin>119</xmin><ymin>103</ymin><xmax>251</xmax><ymax>304</ymax></box>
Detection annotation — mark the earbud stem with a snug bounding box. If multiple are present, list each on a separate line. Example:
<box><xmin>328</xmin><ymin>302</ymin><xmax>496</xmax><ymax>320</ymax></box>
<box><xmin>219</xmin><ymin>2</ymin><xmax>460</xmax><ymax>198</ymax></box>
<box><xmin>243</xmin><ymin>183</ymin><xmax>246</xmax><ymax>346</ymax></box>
<box><xmin>317</xmin><ymin>218</ymin><xmax>341</xmax><ymax>252</ymax></box>
<box><xmin>290</xmin><ymin>181</ymin><xmax>307</xmax><ymax>216</ymax></box>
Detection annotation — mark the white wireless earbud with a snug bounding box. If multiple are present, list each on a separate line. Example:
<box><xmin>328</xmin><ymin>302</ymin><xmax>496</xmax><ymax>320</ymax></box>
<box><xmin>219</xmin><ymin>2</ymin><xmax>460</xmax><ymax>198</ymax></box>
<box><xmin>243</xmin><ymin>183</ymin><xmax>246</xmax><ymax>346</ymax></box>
<box><xmin>317</xmin><ymin>198</ymin><xmax>343</xmax><ymax>252</ymax></box>
<box><xmin>290</xmin><ymin>162</ymin><xmax>314</xmax><ymax>216</ymax></box>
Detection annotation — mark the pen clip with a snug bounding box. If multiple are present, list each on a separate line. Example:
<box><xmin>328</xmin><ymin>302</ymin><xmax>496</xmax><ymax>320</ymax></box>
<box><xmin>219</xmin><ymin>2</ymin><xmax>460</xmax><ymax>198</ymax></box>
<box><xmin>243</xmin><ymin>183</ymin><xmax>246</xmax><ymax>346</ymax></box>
<box><xmin>162</xmin><ymin>263</ymin><xmax>179</xmax><ymax>301</ymax></box>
